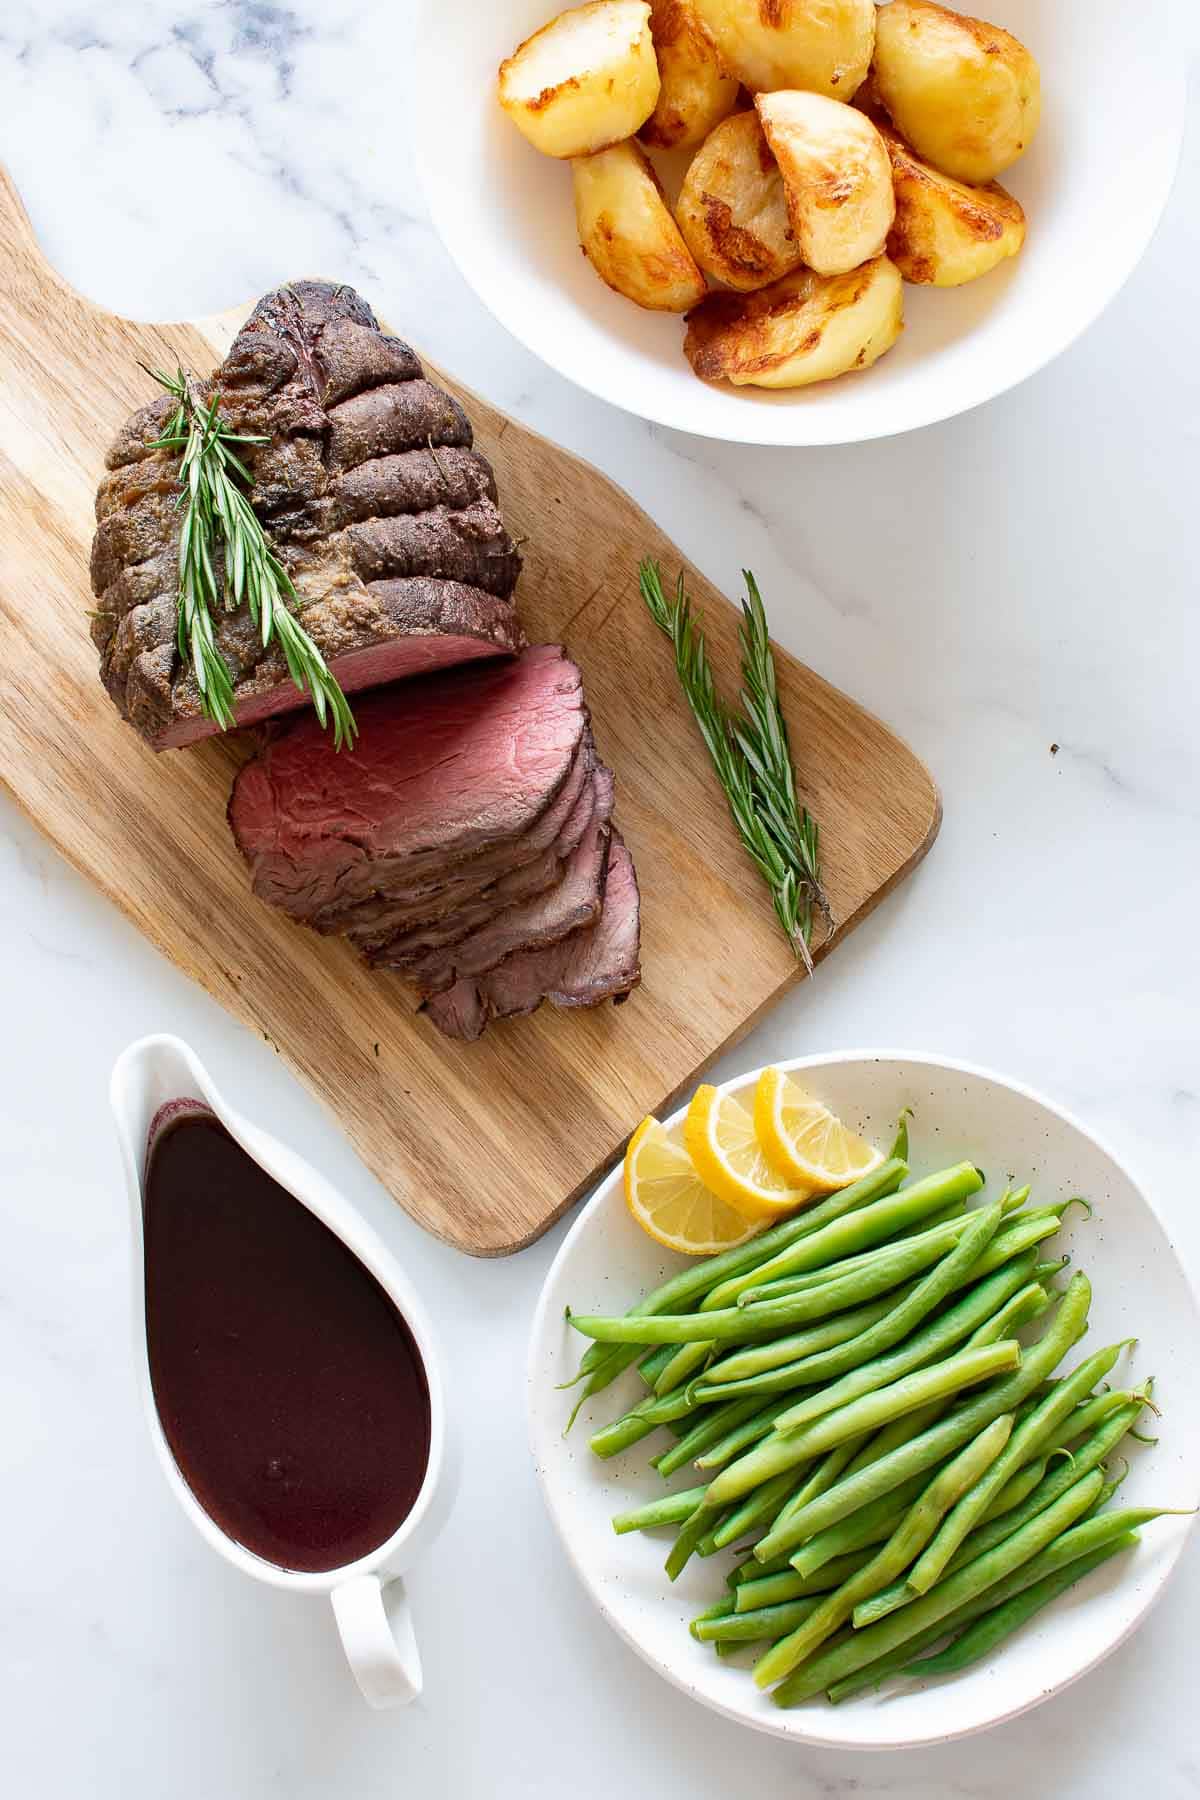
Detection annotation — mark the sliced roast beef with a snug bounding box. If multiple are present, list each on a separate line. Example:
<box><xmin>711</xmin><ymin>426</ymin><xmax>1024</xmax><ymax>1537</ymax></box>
<box><xmin>377</xmin><ymin>766</ymin><xmax>616</xmax><ymax>992</ymax></box>
<box><xmin>90</xmin><ymin>280</ymin><xmax>523</xmax><ymax>749</ymax></box>
<box><xmin>229</xmin><ymin>645</ymin><xmax>588</xmax><ymax>919</ymax></box>
<box><xmin>423</xmin><ymin>835</ymin><xmax>642</xmax><ymax>1042</ymax></box>
<box><xmin>339</xmin><ymin>747</ymin><xmax>601</xmax><ymax>952</ymax></box>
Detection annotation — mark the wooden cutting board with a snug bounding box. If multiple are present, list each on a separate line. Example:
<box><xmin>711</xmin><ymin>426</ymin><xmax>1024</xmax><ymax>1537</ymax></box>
<box><xmin>0</xmin><ymin>168</ymin><xmax>939</xmax><ymax>1255</ymax></box>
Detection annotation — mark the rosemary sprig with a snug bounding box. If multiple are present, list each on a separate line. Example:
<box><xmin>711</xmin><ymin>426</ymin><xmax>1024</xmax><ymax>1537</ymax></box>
<box><xmin>144</xmin><ymin>365</ymin><xmax>356</xmax><ymax>748</ymax></box>
<box><xmin>639</xmin><ymin>558</ymin><xmax>830</xmax><ymax>968</ymax></box>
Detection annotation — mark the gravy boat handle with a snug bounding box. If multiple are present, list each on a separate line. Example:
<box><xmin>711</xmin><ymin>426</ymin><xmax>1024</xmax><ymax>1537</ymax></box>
<box><xmin>331</xmin><ymin>1574</ymin><xmax>423</xmax><ymax>1708</ymax></box>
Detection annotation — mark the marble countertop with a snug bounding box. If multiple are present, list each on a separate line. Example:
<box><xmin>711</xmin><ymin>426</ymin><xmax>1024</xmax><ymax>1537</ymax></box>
<box><xmin>3</xmin><ymin>4</ymin><xmax>1199</xmax><ymax>1795</ymax></box>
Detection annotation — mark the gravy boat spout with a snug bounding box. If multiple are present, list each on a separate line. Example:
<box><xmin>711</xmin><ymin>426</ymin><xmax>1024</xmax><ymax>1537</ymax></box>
<box><xmin>111</xmin><ymin>1032</ymin><xmax>455</xmax><ymax>1707</ymax></box>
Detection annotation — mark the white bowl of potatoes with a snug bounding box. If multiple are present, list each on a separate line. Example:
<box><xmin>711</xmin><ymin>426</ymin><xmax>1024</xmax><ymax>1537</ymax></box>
<box><xmin>412</xmin><ymin>1</ymin><xmax>1185</xmax><ymax>446</ymax></box>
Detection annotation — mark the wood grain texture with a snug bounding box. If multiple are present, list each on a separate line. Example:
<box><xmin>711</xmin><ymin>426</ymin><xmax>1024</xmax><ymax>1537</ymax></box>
<box><xmin>0</xmin><ymin>167</ymin><xmax>940</xmax><ymax>1255</ymax></box>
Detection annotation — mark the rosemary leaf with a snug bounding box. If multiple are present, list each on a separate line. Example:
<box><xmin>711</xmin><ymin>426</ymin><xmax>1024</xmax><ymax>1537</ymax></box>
<box><xmin>144</xmin><ymin>364</ymin><xmax>356</xmax><ymax>748</ymax></box>
<box><xmin>639</xmin><ymin>558</ymin><xmax>829</xmax><ymax>965</ymax></box>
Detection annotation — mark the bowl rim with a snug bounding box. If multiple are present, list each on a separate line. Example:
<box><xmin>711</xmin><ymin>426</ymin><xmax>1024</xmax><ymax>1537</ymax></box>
<box><xmin>525</xmin><ymin>1046</ymin><xmax>1200</xmax><ymax>1749</ymax></box>
<box><xmin>410</xmin><ymin>7</ymin><xmax>1187</xmax><ymax>447</ymax></box>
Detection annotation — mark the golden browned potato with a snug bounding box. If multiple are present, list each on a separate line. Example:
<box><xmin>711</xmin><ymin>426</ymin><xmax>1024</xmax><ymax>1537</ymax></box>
<box><xmin>498</xmin><ymin>0</ymin><xmax>660</xmax><ymax>160</ymax></box>
<box><xmin>639</xmin><ymin>0</ymin><xmax>739</xmax><ymax>151</ymax></box>
<box><xmin>683</xmin><ymin>255</ymin><xmax>903</xmax><ymax>387</ymax></box>
<box><xmin>756</xmin><ymin>91</ymin><xmax>894</xmax><ymax>276</ymax></box>
<box><xmin>675</xmin><ymin>110</ymin><xmax>802</xmax><ymax>293</ymax></box>
<box><xmin>573</xmin><ymin>141</ymin><xmax>709</xmax><ymax>310</ymax></box>
<box><xmin>872</xmin><ymin>0</ymin><xmax>1041</xmax><ymax>184</ymax></box>
<box><xmin>689</xmin><ymin>0</ymin><xmax>875</xmax><ymax>99</ymax></box>
<box><xmin>882</xmin><ymin>125</ymin><xmax>1026</xmax><ymax>285</ymax></box>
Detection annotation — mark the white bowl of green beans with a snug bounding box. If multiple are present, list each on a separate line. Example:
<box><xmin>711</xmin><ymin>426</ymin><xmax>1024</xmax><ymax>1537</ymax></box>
<box><xmin>527</xmin><ymin>1051</ymin><xmax>1200</xmax><ymax>1748</ymax></box>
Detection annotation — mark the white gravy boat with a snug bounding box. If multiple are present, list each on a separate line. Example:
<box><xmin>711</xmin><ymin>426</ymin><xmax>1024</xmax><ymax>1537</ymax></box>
<box><xmin>111</xmin><ymin>1033</ymin><xmax>455</xmax><ymax>1708</ymax></box>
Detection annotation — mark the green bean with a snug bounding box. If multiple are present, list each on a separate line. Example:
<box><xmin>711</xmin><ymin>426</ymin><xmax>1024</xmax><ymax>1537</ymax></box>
<box><xmin>689</xmin><ymin>1396</ymin><xmax>797</xmax><ymax>1473</ymax></box>
<box><xmin>981</xmin><ymin>1456</ymin><xmax>1046</xmax><ymax>1521</ymax></box>
<box><xmin>690</xmin><ymin>1596</ymin><xmax>735</xmax><ymax>1630</ymax></box>
<box><xmin>770</xmin><ymin>1468</ymin><xmax>1104</xmax><ymax>1705</ymax></box>
<box><xmin>653</xmin><ymin>1342</ymin><xmax>712</xmax><ymax>1395</ymax></box>
<box><xmin>906</xmin><ymin>1339</ymin><xmax>1131</xmax><ymax>1594</ymax></box>
<box><xmin>937</xmin><ymin>1399</ymin><xmax>1149</xmax><ymax>1578</ymax></box>
<box><xmin>697</xmin><ymin>1513</ymin><xmax>734</xmax><ymax>1556</ymax></box>
<box><xmin>737</xmin><ymin>1220</ymin><xmax>969</xmax><ymax>1305</ymax></box>
<box><xmin>704</xmin><ymin>1164</ymin><xmax>984</xmax><ymax>1311</ymax></box>
<box><xmin>770</xmin><ymin>1217</ymin><xmax>1018</xmax><ymax>1434</ymax></box>
<box><xmin>579</xmin><ymin>1214</ymin><xmax>1017</xmax><ymax>1351</ymax></box>
<box><xmin>562</xmin><ymin>1357</ymin><xmax>640</xmax><ymax>1433</ymax></box>
<box><xmin>656</xmin><ymin>1161</ymin><xmax>915</xmax><ymax>1393</ymax></box>
<box><xmin>737</xmin><ymin>1215</ymin><xmax>974</xmax><ymax>1309</ymax></box>
<box><xmin>654</xmin><ymin>1397</ymin><xmax>766</xmax><ymax>1478</ymax></box>
<box><xmin>608</xmin><ymin>1156</ymin><xmax>909</xmax><ymax>1339</ymax></box>
<box><xmin>903</xmin><ymin>1535</ymin><xmax>1137</xmax><ymax>1678</ymax></box>
<box><xmin>706</xmin><ymin>1339</ymin><xmax>1021</xmax><ymax>1509</ymax></box>
<box><xmin>638</xmin><ymin>1345</ymin><xmax>677</xmax><ymax>1389</ymax></box>
<box><xmin>827</xmin><ymin>1504</ymin><xmax>1183</xmax><ymax>1703</ymax></box>
<box><xmin>735</xmin><ymin>1551</ymin><xmax>876</xmax><ymax>1612</ymax></box>
<box><xmin>712</xmin><ymin>1214</ymin><xmax>1019</xmax><ymax>1421</ymax></box>
<box><xmin>736</xmin><ymin>1203</ymin><xmax>1067</xmax><ymax>1312</ymax></box>
<box><xmin>843</xmin><ymin>1400</ymin><xmax>946</xmax><ymax>1475</ymax></box>
<box><xmin>695</xmin><ymin>1291</ymin><xmax>914</xmax><ymax>1397</ymax></box>
<box><xmin>589</xmin><ymin>1383</ymin><xmax>702</xmax><ymax>1459</ymax></box>
<box><xmin>731</xmin><ymin>1551</ymin><xmax>793</xmax><ymax>1585</ymax></box>
<box><xmin>567</xmin><ymin>1156</ymin><xmax>908</xmax><ymax>1390</ymax></box>
<box><xmin>692</xmin><ymin>1596</ymin><xmax>823</xmax><ymax>1643</ymax></box>
<box><xmin>752</xmin><ymin>1273</ymin><xmax>1092</xmax><ymax>1564</ymax></box>
<box><xmin>889</xmin><ymin>1110</ymin><xmax>911</xmax><ymax>1163</ymax></box>
<box><xmin>1040</xmin><ymin>1385</ymin><xmax>1151</xmax><ymax>1458</ymax></box>
<box><xmin>611</xmin><ymin>1484</ymin><xmax>708</xmax><ymax>1535</ymax></box>
<box><xmin>776</xmin><ymin>1436</ymin><xmax>867</xmax><ymax>1525</ymax></box>
<box><xmin>789</xmin><ymin>1468</ymin><xmax>940</xmax><ymax>1577</ymax></box>
<box><xmin>610</xmin><ymin>1169</ymin><xmax>983</xmax><ymax>1392</ymax></box>
<box><xmin>754</xmin><ymin>1415</ymin><xmax>1015</xmax><ymax>1687</ymax></box>
<box><xmin>666</xmin><ymin>1503</ymin><xmax>723</xmax><ymax>1580</ymax></box>
<box><xmin>712</xmin><ymin>1468</ymin><xmax>806</xmax><ymax>1550</ymax></box>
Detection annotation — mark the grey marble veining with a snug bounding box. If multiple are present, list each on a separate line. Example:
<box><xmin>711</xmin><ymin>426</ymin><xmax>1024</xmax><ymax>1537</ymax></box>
<box><xmin>1</xmin><ymin>5</ymin><xmax>1198</xmax><ymax>1796</ymax></box>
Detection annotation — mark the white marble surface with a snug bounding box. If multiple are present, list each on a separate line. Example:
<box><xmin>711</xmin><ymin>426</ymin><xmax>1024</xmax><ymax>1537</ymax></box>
<box><xmin>2</xmin><ymin>3</ymin><xmax>1199</xmax><ymax>1794</ymax></box>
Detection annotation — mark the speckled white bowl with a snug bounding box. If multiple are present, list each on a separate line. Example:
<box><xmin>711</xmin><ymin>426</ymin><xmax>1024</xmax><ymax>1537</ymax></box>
<box><xmin>527</xmin><ymin>1051</ymin><xmax>1200</xmax><ymax>1749</ymax></box>
<box><xmin>412</xmin><ymin>2</ymin><xmax>1186</xmax><ymax>446</ymax></box>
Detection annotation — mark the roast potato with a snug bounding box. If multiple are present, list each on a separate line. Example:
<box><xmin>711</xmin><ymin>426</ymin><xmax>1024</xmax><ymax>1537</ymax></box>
<box><xmin>675</xmin><ymin>110</ymin><xmax>802</xmax><ymax>293</ymax></box>
<box><xmin>573</xmin><ymin>141</ymin><xmax>709</xmax><ymax>311</ymax></box>
<box><xmin>688</xmin><ymin>0</ymin><xmax>875</xmax><ymax>99</ymax></box>
<box><xmin>639</xmin><ymin>0</ymin><xmax>739</xmax><ymax>151</ymax></box>
<box><xmin>498</xmin><ymin>0</ymin><xmax>660</xmax><ymax>160</ymax></box>
<box><xmin>684</xmin><ymin>255</ymin><xmax>903</xmax><ymax>388</ymax></box>
<box><xmin>872</xmin><ymin>0</ymin><xmax>1041</xmax><ymax>184</ymax></box>
<box><xmin>756</xmin><ymin>91</ymin><xmax>894</xmax><ymax>276</ymax></box>
<box><xmin>882</xmin><ymin>124</ymin><xmax>1025</xmax><ymax>285</ymax></box>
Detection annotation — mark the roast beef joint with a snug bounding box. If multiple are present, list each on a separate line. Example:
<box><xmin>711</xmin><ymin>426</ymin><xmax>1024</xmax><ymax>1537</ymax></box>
<box><xmin>90</xmin><ymin>280</ymin><xmax>641</xmax><ymax>1039</ymax></box>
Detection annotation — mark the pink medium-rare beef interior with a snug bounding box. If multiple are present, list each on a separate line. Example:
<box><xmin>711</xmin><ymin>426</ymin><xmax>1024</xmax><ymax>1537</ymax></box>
<box><xmin>228</xmin><ymin>645</ymin><xmax>587</xmax><ymax>918</ymax></box>
<box><xmin>156</xmin><ymin>624</ymin><xmax>520</xmax><ymax>749</ymax></box>
<box><xmin>384</xmin><ymin>769</ymin><xmax>616</xmax><ymax>994</ymax></box>
<box><xmin>228</xmin><ymin>646</ymin><xmax>643</xmax><ymax>1041</ymax></box>
<box><xmin>315</xmin><ymin>735</ymin><xmax>599</xmax><ymax>943</ymax></box>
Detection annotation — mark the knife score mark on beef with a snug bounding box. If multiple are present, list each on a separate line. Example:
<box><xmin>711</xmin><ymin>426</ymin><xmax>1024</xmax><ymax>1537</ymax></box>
<box><xmin>228</xmin><ymin>646</ymin><xmax>642</xmax><ymax>1037</ymax></box>
<box><xmin>90</xmin><ymin>281</ymin><xmax>524</xmax><ymax>749</ymax></box>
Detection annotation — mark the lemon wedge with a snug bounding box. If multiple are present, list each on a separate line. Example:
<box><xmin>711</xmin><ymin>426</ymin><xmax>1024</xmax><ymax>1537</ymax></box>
<box><xmin>684</xmin><ymin>1084</ymin><xmax>814</xmax><ymax>1223</ymax></box>
<box><xmin>623</xmin><ymin>1114</ymin><xmax>761</xmax><ymax>1255</ymax></box>
<box><xmin>753</xmin><ymin>1068</ymin><xmax>885</xmax><ymax>1192</ymax></box>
